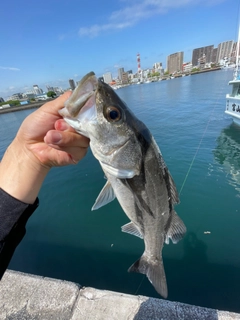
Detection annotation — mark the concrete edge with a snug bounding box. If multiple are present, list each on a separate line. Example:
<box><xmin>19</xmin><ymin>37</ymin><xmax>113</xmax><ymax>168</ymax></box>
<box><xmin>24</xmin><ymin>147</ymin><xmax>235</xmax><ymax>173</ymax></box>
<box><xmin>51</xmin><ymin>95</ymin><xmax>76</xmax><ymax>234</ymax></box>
<box><xmin>0</xmin><ymin>270</ymin><xmax>239</xmax><ymax>319</ymax></box>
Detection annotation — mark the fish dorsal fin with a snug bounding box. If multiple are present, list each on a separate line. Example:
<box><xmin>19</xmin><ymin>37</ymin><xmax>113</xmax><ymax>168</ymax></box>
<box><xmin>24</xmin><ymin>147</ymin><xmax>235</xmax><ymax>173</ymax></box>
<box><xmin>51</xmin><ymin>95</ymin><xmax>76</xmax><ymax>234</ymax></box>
<box><xmin>100</xmin><ymin>161</ymin><xmax>136</xmax><ymax>179</ymax></box>
<box><xmin>167</xmin><ymin>171</ymin><xmax>179</xmax><ymax>205</ymax></box>
<box><xmin>152</xmin><ymin>137</ymin><xmax>179</xmax><ymax>205</ymax></box>
<box><xmin>165</xmin><ymin>211</ymin><xmax>186</xmax><ymax>244</ymax></box>
<box><xmin>121</xmin><ymin>222</ymin><xmax>143</xmax><ymax>239</ymax></box>
<box><xmin>91</xmin><ymin>181</ymin><xmax>116</xmax><ymax>210</ymax></box>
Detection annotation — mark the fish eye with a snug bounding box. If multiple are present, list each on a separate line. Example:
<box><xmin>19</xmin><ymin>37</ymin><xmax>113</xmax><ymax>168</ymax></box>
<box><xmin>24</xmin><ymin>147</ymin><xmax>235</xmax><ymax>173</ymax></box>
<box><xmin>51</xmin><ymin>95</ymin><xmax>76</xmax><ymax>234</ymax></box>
<box><xmin>105</xmin><ymin>106</ymin><xmax>122</xmax><ymax>122</ymax></box>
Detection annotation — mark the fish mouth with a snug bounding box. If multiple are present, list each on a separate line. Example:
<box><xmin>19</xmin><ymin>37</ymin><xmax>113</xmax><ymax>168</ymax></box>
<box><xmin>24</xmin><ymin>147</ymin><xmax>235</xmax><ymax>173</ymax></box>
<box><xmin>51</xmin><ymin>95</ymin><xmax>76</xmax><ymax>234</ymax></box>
<box><xmin>61</xmin><ymin>71</ymin><xmax>98</xmax><ymax>118</ymax></box>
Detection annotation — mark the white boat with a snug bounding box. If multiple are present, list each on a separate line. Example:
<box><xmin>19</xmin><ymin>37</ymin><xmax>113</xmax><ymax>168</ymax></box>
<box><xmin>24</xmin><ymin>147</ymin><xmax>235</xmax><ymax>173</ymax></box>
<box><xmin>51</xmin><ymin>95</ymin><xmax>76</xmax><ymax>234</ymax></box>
<box><xmin>225</xmin><ymin>27</ymin><xmax>240</xmax><ymax>125</ymax></box>
<box><xmin>221</xmin><ymin>57</ymin><xmax>236</xmax><ymax>69</ymax></box>
<box><xmin>214</xmin><ymin>125</ymin><xmax>240</xmax><ymax>192</ymax></box>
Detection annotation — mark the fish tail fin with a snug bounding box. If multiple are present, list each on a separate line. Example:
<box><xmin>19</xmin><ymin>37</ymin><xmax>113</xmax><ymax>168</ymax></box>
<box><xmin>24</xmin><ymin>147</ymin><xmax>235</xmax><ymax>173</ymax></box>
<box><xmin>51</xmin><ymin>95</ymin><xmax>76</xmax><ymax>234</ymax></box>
<box><xmin>128</xmin><ymin>255</ymin><xmax>168</xmax><ymax>298</ymax></box>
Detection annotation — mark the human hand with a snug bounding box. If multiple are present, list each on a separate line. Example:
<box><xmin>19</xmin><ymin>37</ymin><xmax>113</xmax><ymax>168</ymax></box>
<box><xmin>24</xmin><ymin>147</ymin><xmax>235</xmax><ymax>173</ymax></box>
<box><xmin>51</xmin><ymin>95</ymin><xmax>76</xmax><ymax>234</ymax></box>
<box><xmin>0</xmin><ymin>92</ymin><xmax>89</xmax><ymax>203</ymax></box>
<box><xmin>16</xmin><ymin>91</ymin><xmax>89</xmax><ymax>169</ymax></box>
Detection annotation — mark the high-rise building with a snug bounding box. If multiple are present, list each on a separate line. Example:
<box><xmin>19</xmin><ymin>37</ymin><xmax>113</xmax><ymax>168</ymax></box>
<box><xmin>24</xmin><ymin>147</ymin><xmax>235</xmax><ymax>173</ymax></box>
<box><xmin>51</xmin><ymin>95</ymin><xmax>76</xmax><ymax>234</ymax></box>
<box><xmin>216</xmin><ymin>41</ymin><xmax>234</xmax><ymax>63</ymax></box>
<box><xmin>0</xmin><ymin>97</ymin><xmax>4</xmax><ymax>103</ymax></box>
<box><xmin>46</xmin><ymin>85</ymin><xmax>64</xmax><ymax>95</ymax></box>
<box><xmin>230</xmin><ymin>41</ymin><xmax>240</xmax><ymax>63</ymax></box>
<box><xmin>153</xmin><ymin>62</ymin><xmax>162</xmax><ymax>69</ymax></box>
<box><xmin>192</xmin><ymin>45</ymin><xmax>214</xmax><ymax>67</ymax></box>
<box><xmin>153</xmin><ymin>62</ymin><xmax>164</xmax><ymax>75</ymax></box>
<box><xmin>103</xmin><ymin>72</ymin><xmax>113</xmax><ymax>84</ymax></box>
<box><xmin>121</xmin><ymin>72</ymin><xmax>129</xmax><ymax>84</ymax></box>
<box><xmin>118</xmin><ymin>68</ymin><xmax>124</xmax><ymax>80</ymax></box>
<box><xmin>69</xmin><ymin>79</ymin><xmax>76</xmax><ymax>90</ymax></box>
<box><xmin>46</xmin><ymin>85</ymin><xmax>54</xmax><ymax>92</ymax></box>
<box><xmin>11</xmin><ymin>93</ymin><xmax>23</xmax><ymax>100</ymax></box>
<box><xmin>211</xmin><ymin>48</ymin><xmax>218</xmax><ymax>64</ymax></box>
<box><xmin>33</xmin><ymin>85</ymin><xmax>43</xmax><ymax>95</ymax></box>
<box><xmin>167</xmin><ymin>52</ymin><xmax>184</xmax><ymax>74</ymax></box>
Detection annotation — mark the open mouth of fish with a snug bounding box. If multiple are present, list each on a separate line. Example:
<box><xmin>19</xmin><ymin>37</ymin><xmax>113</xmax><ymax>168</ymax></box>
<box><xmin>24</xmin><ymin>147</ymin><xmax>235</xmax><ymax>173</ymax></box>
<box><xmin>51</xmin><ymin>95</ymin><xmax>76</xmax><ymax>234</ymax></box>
<box><xmin>59</xmin><ymin>72</ymin><xmax>98</xmax><ymax>133</ymax></box>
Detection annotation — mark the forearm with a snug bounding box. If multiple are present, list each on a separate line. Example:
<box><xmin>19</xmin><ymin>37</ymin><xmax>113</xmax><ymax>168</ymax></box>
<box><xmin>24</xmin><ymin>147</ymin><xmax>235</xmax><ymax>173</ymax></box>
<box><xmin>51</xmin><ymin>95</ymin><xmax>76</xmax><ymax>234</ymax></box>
<box><xmin>0</xmin><ymin>137</ymin><xmax>49</xmax><ymax>204</ymax></box>
<box><xmin>0</xmin><ymin>188</ymin><xmax>39</xmax><ymax>279</ymax></box>
<box><xmin>0</xmin><ymin>135</ymin><xmax>46</xmax><ymax>279</ymax></box>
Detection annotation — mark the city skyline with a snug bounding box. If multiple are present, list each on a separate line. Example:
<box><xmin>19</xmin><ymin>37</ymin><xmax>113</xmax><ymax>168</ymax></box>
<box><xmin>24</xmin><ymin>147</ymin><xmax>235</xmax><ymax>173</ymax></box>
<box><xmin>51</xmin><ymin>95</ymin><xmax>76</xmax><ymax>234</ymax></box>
<box><xmin>3</xmin><ymin>35</ymin><xmax>236</xmax><ymax>101</ymax></box>
<box><xmin>0</xmin><ymin>0</ymin><xmax>239</xmax><ymax>99</ymax></box>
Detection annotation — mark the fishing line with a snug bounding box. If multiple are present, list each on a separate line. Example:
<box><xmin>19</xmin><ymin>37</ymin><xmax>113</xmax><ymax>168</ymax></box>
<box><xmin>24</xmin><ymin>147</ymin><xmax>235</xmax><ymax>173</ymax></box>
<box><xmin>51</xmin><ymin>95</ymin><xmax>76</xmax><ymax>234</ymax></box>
<box><xmin>179</xmin><ymin>119</ymin><xmax>211</xmax><ymax>195</ymax></box>
<box><xmin>134</xmin><ymin>71</ymin><xmax>230</xmax><ymax>296</ymax></box>
<box><xmin>134</xmin><ymin>274</ymin><xmax>145</xmax><ymax>295</ymax></box>
<box><xmin>179</xmin><ymin>71</ymin><xmax>231</xmax><ymax>196</ymax></box>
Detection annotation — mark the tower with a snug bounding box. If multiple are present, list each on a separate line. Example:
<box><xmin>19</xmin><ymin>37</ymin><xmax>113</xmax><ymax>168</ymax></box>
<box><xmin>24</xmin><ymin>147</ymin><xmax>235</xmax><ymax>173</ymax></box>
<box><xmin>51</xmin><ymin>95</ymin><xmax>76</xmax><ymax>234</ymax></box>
<box><xmin>137</xmin><ymin>53</ymin><xmax>141</xmax><ymax>73</ymax></box>
<box><xmin>69</xmin><ymin>79</ymin><xmax>76</xmax><ymax>90</ymax></box>
<box><xmin>33</xmin><ymin>85</ymin><xmax>43</xmax><ymax>95</ymax></box>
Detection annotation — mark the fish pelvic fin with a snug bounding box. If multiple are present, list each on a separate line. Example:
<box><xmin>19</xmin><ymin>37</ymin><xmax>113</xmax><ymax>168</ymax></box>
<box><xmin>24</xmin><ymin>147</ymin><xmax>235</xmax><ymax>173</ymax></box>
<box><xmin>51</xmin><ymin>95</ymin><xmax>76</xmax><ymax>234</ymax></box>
<box><xmin>91</xmin><ymin>180</ymin><xmax>115</xmax><ymax>210</ymax></box>
<box><xmin>128</xmin><ymin>255</ymin><xmax>168</xmax><ymax>299</ymax></box>
<box><xmin>121</xmin><ymin>222</ymin><xmax>143</xmax><ymax>239</ymax></box>
<box><xmin>165</xmin><ymin>211</ymin><xmax>187</xmax><ymax>245</ymax></box>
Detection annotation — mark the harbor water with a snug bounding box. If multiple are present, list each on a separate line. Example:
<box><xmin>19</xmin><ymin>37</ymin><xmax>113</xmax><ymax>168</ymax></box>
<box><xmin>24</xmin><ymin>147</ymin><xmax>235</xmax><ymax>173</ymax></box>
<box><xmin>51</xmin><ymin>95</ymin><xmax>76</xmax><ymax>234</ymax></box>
<box><xmin>1</xmin><ymin>69</ymin><xmax>240</xmax><ymax>312</ymax></box>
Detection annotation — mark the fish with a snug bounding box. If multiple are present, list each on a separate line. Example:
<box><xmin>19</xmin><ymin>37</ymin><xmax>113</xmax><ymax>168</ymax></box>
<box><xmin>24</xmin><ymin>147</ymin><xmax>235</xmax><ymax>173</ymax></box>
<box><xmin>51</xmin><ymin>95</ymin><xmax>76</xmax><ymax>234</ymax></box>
<box><xmin>59</xmin><ymin>71</ymin><xmax>186</xmax><ymax>298</ymax></box>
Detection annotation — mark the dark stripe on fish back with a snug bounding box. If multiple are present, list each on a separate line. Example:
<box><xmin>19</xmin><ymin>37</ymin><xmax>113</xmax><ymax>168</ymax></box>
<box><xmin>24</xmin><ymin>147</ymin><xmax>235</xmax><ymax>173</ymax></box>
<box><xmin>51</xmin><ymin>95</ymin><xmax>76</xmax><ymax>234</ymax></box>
<box><xmin>123</xmin><ymin>169</ymin><xmax>155</xmax><ymax>219</ymax></box>
<box><xmin>135</xmin><ymin>124</ymin><xmax>152</xmax><ymax>155</ymax></box>
<box><xmin>163</xmin><ymin>167</ymin><xmax>173</xmax><ymax>212</ymax></box>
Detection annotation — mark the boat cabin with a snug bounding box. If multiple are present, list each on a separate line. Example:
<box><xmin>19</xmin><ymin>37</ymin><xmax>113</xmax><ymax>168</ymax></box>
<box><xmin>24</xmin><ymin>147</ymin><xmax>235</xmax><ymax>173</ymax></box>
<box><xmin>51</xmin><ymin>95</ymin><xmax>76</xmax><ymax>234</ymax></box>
<box><xmin>228</xmin><ymin>80</ymin><xmax>240</xmax><ymax>97</ymax></box>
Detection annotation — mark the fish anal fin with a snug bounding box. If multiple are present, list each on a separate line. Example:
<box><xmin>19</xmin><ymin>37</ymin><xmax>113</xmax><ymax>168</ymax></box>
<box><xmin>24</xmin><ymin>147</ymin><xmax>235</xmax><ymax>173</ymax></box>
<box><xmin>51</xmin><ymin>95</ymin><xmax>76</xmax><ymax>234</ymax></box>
<box><xmin>165</xmin><ymin>211</ymin><xmax>186</xmax><ymax>244</ymax></box>
<box><xmin>91</xmin><ymin>181</ymin><xmax>115</xmax><ymax>210</ymax></box>
<box><xmin>128</xmin><ymin>255</ymin><xmax>168</xmax><ymax>299</ymax></box>
<box><xmin>121</xmin><ymin>222</ymin><xmax>143</xmax><ymax>239</ymax></box>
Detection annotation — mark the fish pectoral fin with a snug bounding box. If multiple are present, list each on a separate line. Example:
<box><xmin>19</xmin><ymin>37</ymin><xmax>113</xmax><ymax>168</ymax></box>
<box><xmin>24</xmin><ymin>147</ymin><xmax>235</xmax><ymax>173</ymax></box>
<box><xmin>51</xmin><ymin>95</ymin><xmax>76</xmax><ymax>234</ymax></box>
<box><xmin>91</xmin><ymin>181</ymin><xmax>116</xmax><ymax>210</ymax></box>
<box><xmin>121</xmin><ymin>222</ymin><xmax>143</xmax><ymax>239</ymax></box>
<box><xmin>100</xmin><ymin>162</ymin><xmax>136</xmax><ymax>179</ymax></box>
<box><xmin>128</xmin><ymin>255</ymin><xmax>168</xmax><ymax>299</ymax></box>
<box><xmin>165</xmin><ymin>211</ymin><xmax>187</xmax><ymax>244</ymax></box>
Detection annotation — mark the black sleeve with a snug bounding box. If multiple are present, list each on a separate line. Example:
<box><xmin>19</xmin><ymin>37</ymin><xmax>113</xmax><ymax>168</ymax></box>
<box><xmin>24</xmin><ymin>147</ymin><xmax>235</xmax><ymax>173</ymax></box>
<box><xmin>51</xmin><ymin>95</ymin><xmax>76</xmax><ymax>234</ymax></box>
<box><xmin>0</xmin><ymin>188</ymin><xmax>39</xmax><ymax>279</ymax></box>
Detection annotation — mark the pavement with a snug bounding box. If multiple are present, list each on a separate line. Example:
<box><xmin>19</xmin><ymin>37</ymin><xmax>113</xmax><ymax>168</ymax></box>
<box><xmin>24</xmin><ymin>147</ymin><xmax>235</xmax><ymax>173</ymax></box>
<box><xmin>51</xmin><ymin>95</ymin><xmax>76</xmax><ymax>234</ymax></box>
<box><xmin>0</xmin><ymin>270</ymin><xmax>239</xmax><ymax>320</ymax></box>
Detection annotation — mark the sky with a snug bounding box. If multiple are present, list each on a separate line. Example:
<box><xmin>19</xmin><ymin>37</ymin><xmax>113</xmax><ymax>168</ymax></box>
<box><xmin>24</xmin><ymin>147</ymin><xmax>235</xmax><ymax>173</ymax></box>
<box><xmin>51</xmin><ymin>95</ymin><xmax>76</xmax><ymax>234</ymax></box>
<box><xmin>0</xmin><ymin>0</ymin><xmax>239</xmax><ymax>99</ymax></box>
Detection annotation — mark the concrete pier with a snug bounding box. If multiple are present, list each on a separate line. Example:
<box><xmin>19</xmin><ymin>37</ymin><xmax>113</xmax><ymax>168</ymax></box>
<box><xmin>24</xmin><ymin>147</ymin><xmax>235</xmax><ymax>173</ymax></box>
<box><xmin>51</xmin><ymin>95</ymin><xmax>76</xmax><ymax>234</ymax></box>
<box><xmin>0</xmin><ymin>270</ymin><xmax>240</xmax><ymax>319</ymax></box>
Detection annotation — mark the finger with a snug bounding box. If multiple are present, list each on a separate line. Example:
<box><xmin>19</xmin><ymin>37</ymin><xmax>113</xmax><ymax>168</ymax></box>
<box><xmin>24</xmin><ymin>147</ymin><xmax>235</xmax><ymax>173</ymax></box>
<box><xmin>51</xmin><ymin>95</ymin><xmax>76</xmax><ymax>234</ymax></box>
<box><xmin>44</xmin><ymin>130</ymin><xmax>89</xmax><ymax>148</ymax></box>
<box><xmin>54</xmin><ymin>119</ymin><xmax>76</xmax><ymax>132</ymax></box>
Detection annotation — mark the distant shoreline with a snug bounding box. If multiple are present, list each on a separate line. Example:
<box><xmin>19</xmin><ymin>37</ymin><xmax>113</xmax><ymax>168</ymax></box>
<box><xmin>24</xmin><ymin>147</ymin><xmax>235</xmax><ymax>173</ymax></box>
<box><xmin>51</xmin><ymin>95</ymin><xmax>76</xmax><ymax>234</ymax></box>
<box><xmin>162</xmin><ymin>67</ymin><xmax>222</xmax><ymax>80</ymax></box>
<box><xmin>188</xmin><ymin>66</ymin><xmax>222</xmax><ymax>75</ymax></box>
<box><xmin>0</xmin><ymin>67</ymin><xmax>223</xmax><ymax>115</ymax></box>
<box><xmin>0</xmin><ymin>99</ymin><xmax>53</xmax><ymax>114</ymax></box>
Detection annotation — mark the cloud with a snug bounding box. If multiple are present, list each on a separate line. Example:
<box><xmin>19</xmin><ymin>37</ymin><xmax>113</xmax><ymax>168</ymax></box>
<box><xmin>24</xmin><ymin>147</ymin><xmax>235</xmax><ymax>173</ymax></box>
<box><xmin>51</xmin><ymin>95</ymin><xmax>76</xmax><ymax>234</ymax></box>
<box><xmin>78</xmin><ymin>0</ymin><xmax>225</xmax><ymax>37</ymax></box>
<box><xmin>0</xmin><ymin>66</ymin><xmax>20</xmax><ymax>71</ymax></box>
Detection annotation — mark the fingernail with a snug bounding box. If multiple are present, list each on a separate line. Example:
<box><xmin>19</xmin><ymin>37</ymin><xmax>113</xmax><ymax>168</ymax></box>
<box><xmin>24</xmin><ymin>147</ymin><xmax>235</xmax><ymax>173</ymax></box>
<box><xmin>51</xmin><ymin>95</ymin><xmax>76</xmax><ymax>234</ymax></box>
<box><xmin>51</xmin><ymin>132</ymin><xmax>62</xmax><ymax>144</ymax></box>
<box><xmin>59</xmin><ymin>121</ymin><xmax>69</xmax><ymax>131</ymax></box>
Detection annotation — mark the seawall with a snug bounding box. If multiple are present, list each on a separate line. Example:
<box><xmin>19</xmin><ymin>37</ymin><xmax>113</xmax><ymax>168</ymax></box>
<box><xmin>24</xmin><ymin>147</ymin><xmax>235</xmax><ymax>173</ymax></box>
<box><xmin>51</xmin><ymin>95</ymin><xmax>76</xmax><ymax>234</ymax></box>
<box><xmin>0</xmin><ymin>101</ymin><xmax>46</xmax><ymax>114</ymax></box>
<box><xmin>0</xmin><ymin>270</ymin><xmax>239</xmax><ymax>319</ymax></box>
